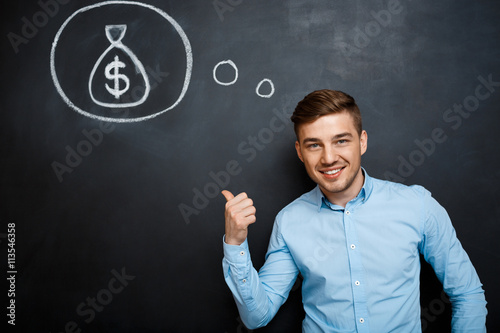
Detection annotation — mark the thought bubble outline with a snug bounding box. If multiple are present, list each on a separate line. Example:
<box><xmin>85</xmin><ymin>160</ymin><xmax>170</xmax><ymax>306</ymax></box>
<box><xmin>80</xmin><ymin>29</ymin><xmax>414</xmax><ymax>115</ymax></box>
<box><xmin>50</xmin><ymin>1</ymin><xmax>193</xmax><ymax>123</ymax></box>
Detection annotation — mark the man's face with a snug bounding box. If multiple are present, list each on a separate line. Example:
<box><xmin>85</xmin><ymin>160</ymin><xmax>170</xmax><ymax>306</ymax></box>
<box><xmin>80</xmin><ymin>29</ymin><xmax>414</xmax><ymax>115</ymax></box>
<box><xmin>295</xmin><ymin>112</ymin><xmax>367</xmax><ymax>205</ymax></box>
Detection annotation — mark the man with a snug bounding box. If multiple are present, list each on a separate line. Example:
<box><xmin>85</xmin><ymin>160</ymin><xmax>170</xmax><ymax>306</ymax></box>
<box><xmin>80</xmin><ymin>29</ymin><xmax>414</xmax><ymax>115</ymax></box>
<box><xmin>221</xmin><ymin>90</ymin><xmax>487</xmax><ymax>332</ymax></box>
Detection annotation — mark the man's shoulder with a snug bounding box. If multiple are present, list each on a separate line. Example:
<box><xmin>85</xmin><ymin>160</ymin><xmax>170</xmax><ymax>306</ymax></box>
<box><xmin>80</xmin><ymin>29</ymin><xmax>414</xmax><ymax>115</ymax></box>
<box><xmin>277</xmin><ymin>187</ymin><xmax>319</xmax><ymax>216</ymax></box>
<box><xmin>369</xmin><ymin>175</ymin><xmax>431</xmax><ymax>200</ymax></box>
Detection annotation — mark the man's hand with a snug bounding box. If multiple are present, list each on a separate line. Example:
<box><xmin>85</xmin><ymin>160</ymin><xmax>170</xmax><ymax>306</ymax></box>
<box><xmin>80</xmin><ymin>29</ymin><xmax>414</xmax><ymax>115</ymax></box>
<box><xmin>222</xmin><ymin>190</ymin><xmax>256</xmax><ymax>246</ymax></box>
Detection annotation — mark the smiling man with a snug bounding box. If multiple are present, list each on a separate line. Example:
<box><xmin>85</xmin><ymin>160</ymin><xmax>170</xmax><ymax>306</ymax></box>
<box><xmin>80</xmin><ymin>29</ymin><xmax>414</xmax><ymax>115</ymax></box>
<box><xmin>221</xmin><ymin>90</ymin><xmax>487</xmax><ymax>332</ymax></box>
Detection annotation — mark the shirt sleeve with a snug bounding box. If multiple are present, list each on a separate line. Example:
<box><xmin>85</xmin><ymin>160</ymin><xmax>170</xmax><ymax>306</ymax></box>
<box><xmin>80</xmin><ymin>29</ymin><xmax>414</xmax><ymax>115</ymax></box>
<box><xmin>419</xmin><ymin>190</ymin><xmax>487</xmax><ymax>332</ymax></box>
<box><xmin>222</xmin><ymin>216</ymin><xmax>299</xmax><ymax>329</ymax></box>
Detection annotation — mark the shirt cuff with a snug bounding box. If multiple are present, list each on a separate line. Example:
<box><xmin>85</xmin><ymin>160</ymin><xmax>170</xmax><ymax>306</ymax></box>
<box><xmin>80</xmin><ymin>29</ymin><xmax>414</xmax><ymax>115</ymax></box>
<box><xmin>223</xmin><ymin>236</ymin><xmax>250</xmax><ymax>264</ymax></box>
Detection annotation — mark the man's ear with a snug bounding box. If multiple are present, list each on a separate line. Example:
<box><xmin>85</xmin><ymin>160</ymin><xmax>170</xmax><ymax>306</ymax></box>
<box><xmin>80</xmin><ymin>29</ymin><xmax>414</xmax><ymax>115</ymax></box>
<box><xmin>295</xmin><ymin>141</ymin><xmax>304</xmax><ymax>162</ymax></box>
<box><xmin>360</xmin><ymin>130</ymin><xmax>368</xmax><ymax>156</ymax></box>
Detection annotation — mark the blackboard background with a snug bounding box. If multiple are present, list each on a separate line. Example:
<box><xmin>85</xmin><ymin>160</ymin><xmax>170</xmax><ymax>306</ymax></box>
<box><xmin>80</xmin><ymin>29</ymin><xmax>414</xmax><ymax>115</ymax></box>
<box><xmin>1</xmin><ymin>0</ymin><xmax>499</xmax><ymax>332</ymax></box>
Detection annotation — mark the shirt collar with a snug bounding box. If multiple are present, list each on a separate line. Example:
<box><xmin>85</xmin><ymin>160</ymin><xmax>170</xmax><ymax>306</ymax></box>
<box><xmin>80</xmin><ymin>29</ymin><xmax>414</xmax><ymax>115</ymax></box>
<box><xmin>314</xmin><ymin>167</ymin><xmax>373</xmax><ymax>212</ymax></box>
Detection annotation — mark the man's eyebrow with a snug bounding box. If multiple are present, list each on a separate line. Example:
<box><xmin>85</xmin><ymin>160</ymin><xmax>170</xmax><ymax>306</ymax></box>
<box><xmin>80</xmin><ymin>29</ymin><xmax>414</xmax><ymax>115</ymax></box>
<box><xmin>332</xmin><ymin>132</ymin><xmax>354</xmax><ymax>140</ymax></box>
<box><xmin>302</xmin><ymin>137</ymin><xmax>321</xmax><ymax>144</ymax></box>
<box><xmin>301</xmin><ymin>132</ymin><xmax>354</xmax><ymax>144</ymax></box>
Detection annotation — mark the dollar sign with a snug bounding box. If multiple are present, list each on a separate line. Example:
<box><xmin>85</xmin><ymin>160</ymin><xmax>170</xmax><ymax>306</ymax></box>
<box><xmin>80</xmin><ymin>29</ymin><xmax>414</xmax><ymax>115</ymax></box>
<box><xmin>104</xmin><ymin>55</ymin><xmax>130</xmax><ymax>99</ymax></box>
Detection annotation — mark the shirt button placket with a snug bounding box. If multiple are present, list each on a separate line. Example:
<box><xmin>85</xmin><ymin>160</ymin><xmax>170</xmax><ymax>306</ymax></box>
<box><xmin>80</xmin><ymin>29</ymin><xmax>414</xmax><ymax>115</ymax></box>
<box><xmin>344</xmin><ymin>207</ymin><xmax>369</xmax><ymax>333</ymax></box>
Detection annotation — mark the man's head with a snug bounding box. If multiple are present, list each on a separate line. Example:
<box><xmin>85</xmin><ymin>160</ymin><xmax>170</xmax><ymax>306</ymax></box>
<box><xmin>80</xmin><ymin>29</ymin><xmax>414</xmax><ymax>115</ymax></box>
<box><xmin>291</xmin><ymin>90</ymin><xmax>367</xmax><ymax>206</ymax></box>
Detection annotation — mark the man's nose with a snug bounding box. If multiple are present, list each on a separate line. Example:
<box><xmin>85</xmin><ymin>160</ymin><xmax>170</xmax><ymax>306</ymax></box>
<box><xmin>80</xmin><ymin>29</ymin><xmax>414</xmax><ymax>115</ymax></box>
<box><xmin>321</xmin><ymin>147</ymin><xmax>339</xmax><ymax>165</ymax></box>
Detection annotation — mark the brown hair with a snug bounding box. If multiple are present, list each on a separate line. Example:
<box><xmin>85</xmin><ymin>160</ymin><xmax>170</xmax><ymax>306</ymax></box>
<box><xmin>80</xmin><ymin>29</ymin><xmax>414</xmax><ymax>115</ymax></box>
<box><xmin>291</xmin><ymin>89</ymin><xmax>362</xmax><ymax>137</ymax></box>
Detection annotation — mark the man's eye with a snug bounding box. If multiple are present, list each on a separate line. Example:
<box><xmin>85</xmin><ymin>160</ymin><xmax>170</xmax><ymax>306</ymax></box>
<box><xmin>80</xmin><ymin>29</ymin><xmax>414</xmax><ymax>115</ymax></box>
<box><xmin>308</xmin><ymin>143</ymin><xmax>319</xmax><ymax>149</ymax></box>
<box><xmin>337</xmin><ymin>140</ymin><xmax>347</xmax><ymax>145</ymax></box>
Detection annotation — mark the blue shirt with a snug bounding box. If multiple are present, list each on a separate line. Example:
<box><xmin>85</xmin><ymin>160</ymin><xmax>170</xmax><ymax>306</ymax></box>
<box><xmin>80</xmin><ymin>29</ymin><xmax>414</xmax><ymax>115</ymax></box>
<box><xmin>222</xmin><ymin>170</ymin><xmax>487</xmax><ymax>332</ymax></box>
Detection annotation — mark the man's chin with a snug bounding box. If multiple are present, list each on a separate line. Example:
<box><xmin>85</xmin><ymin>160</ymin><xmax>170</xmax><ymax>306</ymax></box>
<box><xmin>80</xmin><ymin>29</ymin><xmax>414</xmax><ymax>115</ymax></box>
<box><xmin>319</xmin><ymin>183</ymin><xmax>347</xmax><ymax>196</ymax></box>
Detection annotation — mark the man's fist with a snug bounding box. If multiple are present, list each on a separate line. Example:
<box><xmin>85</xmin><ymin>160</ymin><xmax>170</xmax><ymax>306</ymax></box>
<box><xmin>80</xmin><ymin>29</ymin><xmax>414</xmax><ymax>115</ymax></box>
<box><xmin>222</xmin><ymin>190</ymin><xmax>256</xmax><ymax>245</ymax></box>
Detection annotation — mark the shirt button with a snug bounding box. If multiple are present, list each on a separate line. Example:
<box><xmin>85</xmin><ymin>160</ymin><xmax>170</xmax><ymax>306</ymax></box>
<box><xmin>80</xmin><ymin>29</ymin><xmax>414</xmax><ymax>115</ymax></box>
<box><xmin>350</xmin><ymin>244</ymin><xmax>356</xmax><ymax>250</ymax></box>
<box><xmin>359</xmin><ymin>318</ymin><xmax>365</xmax><ymax>324</ymax></box>
<box><xmin>242</xmin><ymin>279</ymin><xmax>247</xmax><ymax>283</ymax></box>
<box><xmin>355</xmin><ymin>281</ymin><xmax>360</xmax><ymax>286</ymax></box>
<box><xmin>345</xmin><ymin>210</ymin><xmax>350</xmax><ymax>215</ymax></box>
<box><xmin>240</xmin><ymin>251</ymin><xmax>245</xmax><ymax>256</ymax></box>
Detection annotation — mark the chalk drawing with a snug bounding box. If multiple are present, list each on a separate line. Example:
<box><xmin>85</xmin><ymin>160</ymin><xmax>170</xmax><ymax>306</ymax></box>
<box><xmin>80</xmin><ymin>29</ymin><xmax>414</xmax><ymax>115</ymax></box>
<box><xmin>213</xmin><ymin>60</ymin><xmax>238</xmax><ymax>86</ymax></box>
<box><xmin>256</xmin><ymin>78</ymin><xmax>275</xmax><ymax>98</ymax></box>
<box><xmin>213</xmin><ymin>59</ymin><xmax>275</xmax><ymax>98</ymax></box>
<box><xmin>89</xmin><ymin>24</ymin><xmax>150</xmax><ymax>108</ymax></box>
<box><xmin>50</xmin><ymin>1</ymin><xmax>193</xmax><ymax>123</ymax></box>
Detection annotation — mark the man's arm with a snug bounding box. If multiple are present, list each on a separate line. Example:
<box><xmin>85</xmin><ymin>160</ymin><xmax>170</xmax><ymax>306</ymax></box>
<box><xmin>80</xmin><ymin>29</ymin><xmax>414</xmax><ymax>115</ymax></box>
<box><xmin>222</xmin><ymin>191</ymin><xmax>299</xmax><ymax>329</ymax></box>
<box><xmin>419</xmin><ymin>191</ymin><xmax>487</xmax><ymax>332</ymax></box>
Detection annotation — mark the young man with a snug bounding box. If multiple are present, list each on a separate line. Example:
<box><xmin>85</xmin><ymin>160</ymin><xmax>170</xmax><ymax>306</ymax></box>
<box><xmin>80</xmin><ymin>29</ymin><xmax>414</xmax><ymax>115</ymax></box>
<box><xmin>221</xmin><ymin>90</ymin><xmax>487</xmax><ymax>332</ymax></box>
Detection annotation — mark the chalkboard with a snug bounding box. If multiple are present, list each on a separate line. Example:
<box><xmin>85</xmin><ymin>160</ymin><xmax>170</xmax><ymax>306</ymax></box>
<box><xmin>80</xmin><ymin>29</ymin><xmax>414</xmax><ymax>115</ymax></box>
<box><xmin>1</xmin><ymin>0</ymin><xmax>499</xmax><ymax>332</ymax></box>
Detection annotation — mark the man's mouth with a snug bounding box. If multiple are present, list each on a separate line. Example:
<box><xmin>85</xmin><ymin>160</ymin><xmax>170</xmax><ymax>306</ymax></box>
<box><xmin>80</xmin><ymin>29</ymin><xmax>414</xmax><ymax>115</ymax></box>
<box><xmin>320</xmin><ymin>166</ymin><xmax>345</xmax><ymax>177</ymax></box>
<box><xmin>323</xmin><ymin>168</ymin><xmax>342</xmax><ymax>175</ymax></box>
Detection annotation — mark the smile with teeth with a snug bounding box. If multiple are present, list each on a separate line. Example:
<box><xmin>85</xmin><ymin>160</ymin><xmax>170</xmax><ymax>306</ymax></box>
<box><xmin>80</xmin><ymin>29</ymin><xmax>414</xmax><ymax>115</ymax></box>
<box><xmin>322</xmin><ymin>168</ymin><xmax>343</xmax><ymax>175</ymax></box>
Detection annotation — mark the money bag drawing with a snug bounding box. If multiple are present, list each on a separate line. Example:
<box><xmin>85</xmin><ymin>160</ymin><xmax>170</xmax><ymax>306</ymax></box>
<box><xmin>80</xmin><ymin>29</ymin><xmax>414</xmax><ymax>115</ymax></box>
<box><xmin>89</xmin><ymin>24</ymin><xmax>150</xmax><ymax>108</ymax></box>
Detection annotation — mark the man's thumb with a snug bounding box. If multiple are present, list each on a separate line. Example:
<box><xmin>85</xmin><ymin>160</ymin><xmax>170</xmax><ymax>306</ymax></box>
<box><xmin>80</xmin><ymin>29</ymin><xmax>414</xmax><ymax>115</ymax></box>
<box><xmin>221</xmin><ymin>190</ymin><xmax>234</xmax><ymax>202</ymax></box>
